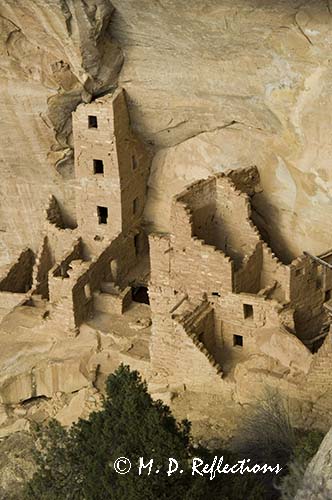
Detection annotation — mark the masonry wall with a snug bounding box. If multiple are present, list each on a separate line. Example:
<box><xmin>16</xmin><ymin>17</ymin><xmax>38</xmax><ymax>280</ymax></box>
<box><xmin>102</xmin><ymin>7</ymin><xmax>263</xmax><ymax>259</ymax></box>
<box><xmin>73</xmin><ymin>96</ymin><xmax>122</xmax><ymax>240</ymax></box>
<box><xmin>260</xmin><ymin>243</ymin><xmax>290</xmax><ymax>301</ymax></box>
<box><xmin>214</xmin><ymin>291</ymin><xmax>283</xmax><ymax>356</ymax></box>
<box><xmin>289</xmin><ymin>256</ymin><xmax>327</xmax><ymax>341</ymax></box>
<box><xmin>170</xmin><ymin>203</ymin><xmax>234</xmax><ymax>297</ymax></box>
<box><xmin>149</xmin><ymin>233</ymin><xmax>171</xmax><ymax>287</ymax></box>
<box><xmin>234</xmin><ymin>242</ymin><xmax>262</xmax><ymax>293</ymax></box>
<box><xmin>148</xmin><ymin>168</ymin><xmax>332</xmax><ymax>426</ymax></box>
<box><xmin>178</xmin><ymin>177</ymin><xmax>217</xmax><ymax>246</ymax></box>
<box><xmin>73</xmin><ymin>89</ymin><xmax>150</xmax><ymax>246</ymax></box>
<box><xmin>307</xmin><ymin>333</ymin><xmax>332</xmax><ymax>382</ymax></box>
<box><xmin>113</xmin><ymin>91</ymin><xmax>150</xmax><ymax>235</ymax></box>
<box><xmin>213</xmin><ymin>177</ymin><xmax>260</xmax><ymax>267</ymax></box>
<box><xmin>194</xmin><ymin>307</ymin><xmax>216</xmax><ymax>357</ymax></box>
<box><xmin>149</xmin><ymin>287</ymin><xmax>225</xmax><ymax>393</ymax></box>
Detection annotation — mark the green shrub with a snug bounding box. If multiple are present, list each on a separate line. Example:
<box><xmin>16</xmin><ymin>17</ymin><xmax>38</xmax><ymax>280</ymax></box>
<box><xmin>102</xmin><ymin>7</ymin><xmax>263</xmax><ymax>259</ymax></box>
<box><xmin>25</xmin><ymin>364</ymin><xmax>265</xmax><ymax>500</ymax></box>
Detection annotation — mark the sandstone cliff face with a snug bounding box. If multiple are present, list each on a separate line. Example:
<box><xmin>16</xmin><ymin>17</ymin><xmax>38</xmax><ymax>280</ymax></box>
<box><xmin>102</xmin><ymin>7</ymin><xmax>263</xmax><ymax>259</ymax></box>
<box><xmin>0</xmin><ymin>0</ymin><xmax>122</xmax><ymax>264</ymax></box>
<box><xmin>110</xmin><ymin>0</ymin><xmax>332</xmax><ymax>262</ymax></box>
<box><xmin>1</xmin><ymin>0</ymin><xmax>332</xmax><ymax>264</ymax></box>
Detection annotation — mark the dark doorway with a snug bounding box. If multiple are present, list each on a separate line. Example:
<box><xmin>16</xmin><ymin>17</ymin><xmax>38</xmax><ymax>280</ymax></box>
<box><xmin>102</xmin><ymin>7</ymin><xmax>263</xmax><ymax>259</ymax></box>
<box><xmin>93</xmin><ymin>159</ymin><xmax>104</xmax><ymax>174</ymax></box>
<box><xmin>243</xmin><ymin>303</ymin><xmax>253</xmax><ymax>319</ymax></box>
<box><xmin>88</xmin><ymin>115</ymin><xmax>98</xmax><ymax>128</ymax></box>
<box><xmin>132</xmin><ymin>286</ymin><xmax>150</xmax><ymax>305</ymax></box>
<box><xmin>97</xmin><ymin>206</ymin><xmax>108</xmax><ymax>224</ymax></box>
<box><xmin>233</xmin><ymin>334</ymin><xmax>243</xmax><ymax>347</ymax></box>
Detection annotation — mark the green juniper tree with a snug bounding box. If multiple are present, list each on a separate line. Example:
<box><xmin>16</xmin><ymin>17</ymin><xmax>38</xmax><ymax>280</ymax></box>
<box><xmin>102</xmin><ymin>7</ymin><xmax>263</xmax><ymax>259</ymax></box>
<box><xmin>25</xmin><ymin>365</ymin><xmax>265</xmax><ymax>500</ymax></box>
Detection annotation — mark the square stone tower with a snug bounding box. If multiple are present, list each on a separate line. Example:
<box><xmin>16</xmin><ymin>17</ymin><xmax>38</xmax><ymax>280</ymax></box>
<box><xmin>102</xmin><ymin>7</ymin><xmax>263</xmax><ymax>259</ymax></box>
<box><xmin>72</xmin><ymin>88</ymin><xmax>149</xmax><ymax>244</ymax></box>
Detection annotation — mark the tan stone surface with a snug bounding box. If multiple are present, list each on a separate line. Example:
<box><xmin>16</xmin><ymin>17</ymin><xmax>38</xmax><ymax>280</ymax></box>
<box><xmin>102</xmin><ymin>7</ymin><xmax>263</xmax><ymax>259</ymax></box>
<box><xmin>114</xmin><ymin>0</ymin><xmax>332</xmax><ymax>260</ymax></box>
<box><xmin>2</xmin><ymin>0</ymin><xmax>332</xmax><ymax>442</ymax></box>
<box><xmin>0</xmin><ymin>1</ymin><xmax>332</xmax><ymax>264</ymax></box>
<box><xmin>255</xmin><ymin>326</ymin><xmax>312</xmax><ymax>375</ymax></box>
<box><xmin>0</xmin><ymin>0</ymin><xmax>122</xmax><ymax>264</ymax></box>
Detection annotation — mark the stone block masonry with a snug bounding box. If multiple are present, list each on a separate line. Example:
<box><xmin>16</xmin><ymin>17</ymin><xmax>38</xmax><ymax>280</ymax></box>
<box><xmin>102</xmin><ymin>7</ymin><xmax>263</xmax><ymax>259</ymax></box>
<box><xmin>2</xmin><ymin>88</ymin><xmax>332</xmax><ymax>433</ymax></box>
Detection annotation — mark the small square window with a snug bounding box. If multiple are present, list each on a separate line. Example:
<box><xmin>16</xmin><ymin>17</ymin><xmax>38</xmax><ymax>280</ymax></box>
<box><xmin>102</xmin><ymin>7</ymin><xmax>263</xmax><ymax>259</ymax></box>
<box><xmin>325</xmin><ymin>290</ymin><xmax>332</xmax><ymax>302</ymax></box>
<box><xmin>93</xmin><ymin>159</ymin><xmax>104</xmax><ymax>174</ymax></box>
<box><xmin>243</xmin><ymin>303</ymin><xmax>253</xmax><ymax>319</ymax></box>
<box><xmin>97</xmin><ymin>206</ymin><xmax>108</xmax><ymax>224</ymax></box>
<box><xmin>133</xmin><ymin>197</ymin><xmax>139</xmax><ymax>215</ymax></box>
<box><xmin>233</xmin><ymin>335</ymin><xmax>243</xmax><ymax>347</ymax></box>
<box><xmin>88</xmin><ymin>115</ymin><xmax>98</xmax><ymax>128</ymax></box>
<box><xmin>212</xmin><ymin>292</ymin><xmax>220</xmax><ymax>297</ymax></box>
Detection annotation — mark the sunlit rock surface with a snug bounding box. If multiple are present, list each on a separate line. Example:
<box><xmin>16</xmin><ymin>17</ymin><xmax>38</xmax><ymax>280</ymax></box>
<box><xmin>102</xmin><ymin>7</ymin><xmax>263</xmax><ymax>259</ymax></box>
<box><xmin>111</xmin><ymin>0</ymin><xmax>332</xmax><ymax>261</ymax></box>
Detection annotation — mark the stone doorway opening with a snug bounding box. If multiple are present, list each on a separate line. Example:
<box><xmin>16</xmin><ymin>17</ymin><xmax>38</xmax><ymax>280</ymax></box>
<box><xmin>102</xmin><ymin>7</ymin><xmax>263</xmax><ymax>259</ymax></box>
<box><xmin>132</xmin><ymin>286</ymin><xmax>149</xmax><ymax>305</ymax></box>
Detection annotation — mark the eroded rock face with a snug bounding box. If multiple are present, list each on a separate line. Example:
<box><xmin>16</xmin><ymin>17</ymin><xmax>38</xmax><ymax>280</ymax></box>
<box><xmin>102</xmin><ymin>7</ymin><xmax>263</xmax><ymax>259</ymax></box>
<box><xmin>110</xmin><ymin>0</ymin><xmax>332</xmax><ymax>261</ymax></box>
<box><xmin>0</xmin><ymin>0</ymin><xmax>122</xmax><ymax>264</ymax></box>
<box><xmin>1</xmin><ymin>0</ymin><xmax>332</xmax><ymax>264</ymax></box>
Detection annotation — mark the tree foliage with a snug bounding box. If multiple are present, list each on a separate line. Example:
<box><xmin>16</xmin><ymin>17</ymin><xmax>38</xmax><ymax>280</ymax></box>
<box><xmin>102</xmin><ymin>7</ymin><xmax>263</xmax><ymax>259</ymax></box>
<box><xmin>25</xmin><ymin>365</ymin><xmax>265</xmax><ymax>500</ymax></box>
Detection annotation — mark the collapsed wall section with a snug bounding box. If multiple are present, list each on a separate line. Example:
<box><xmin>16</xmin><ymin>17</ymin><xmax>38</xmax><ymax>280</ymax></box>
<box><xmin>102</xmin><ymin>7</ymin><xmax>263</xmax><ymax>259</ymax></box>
<box><xmin>0</xmin><ymin>249</ymin><xmax>34</xmax><ymax>293</ymax></box>
<box><xmin>169</xmin><ymin>201</ymin><xmax>234</xmax><ymax>297</ymax></box>
<box><xmin>289</xmin><ymin>255</ymin><xmax>328</xmax><ymax>342</ymax></box>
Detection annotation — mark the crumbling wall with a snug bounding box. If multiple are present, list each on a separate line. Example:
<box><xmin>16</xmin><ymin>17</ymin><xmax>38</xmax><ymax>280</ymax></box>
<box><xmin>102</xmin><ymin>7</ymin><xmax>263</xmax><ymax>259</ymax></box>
<box><xmin>46</xmin><ymin>195</ymin><xmax>65</xmax><ymax>229</ymax></box>
<box><xmin>0</xmin><ymin>249</ymin><xmax>34</xmax><ymax>293</ymax></box>
<box><xmin>48</xmin><ymin>239</ymin><xmax>86</xmax><ymax>331</ymax></box>
<box><xmin>213</xmin><ymin>176</ymin><xmax>260</xmax><ymax>267</ymax></box>
<box><xmin>182</xmin><ymin>303</ymin><xmax>217</xmax><ymax>367</ymax></box>
<box><xmin>51</xmin><ymin>239</ymin><xmax>83</xmax><ymax>280</ymax></box>
<box><xmin>234</xmin><ymin>241</ymin><xmax>262</xmax><ymax>293</ymax></box>
<box><xmin>289</xmin><ymin>256</ymin><xmax>327</xmax><ymax>341</ymax></box>
<box><xmin>32</xmin><ymin>236</ymin><xmax>54</xmax><ymax>299</ymax></box>
<box><xmin>178</xmin><ymin>177</ymin><xmax>217</xmax><ymax>246</ymax></box>
<box><xmin>260</xmin><ymin>243</ymin><xmax>290</xmax><ymax>301</ymax></box>
<box><xmin>226</xmin><ymin>166</ymin><xmax>261</xmax><ymax>196</ymax></box>
<box><xmin>176</xmin><ymin>174</ymin><xmax>261</xmax><ymax>269</ymax></box>
<box><xmin>149</xmin><ymin>289</ymin><xmax>224</xmax><ymax>393</ymax></box>
<box><xmin>170</xmin><ymin>202</ymin><xmax>233</xmax><ymax>297</ymax></box>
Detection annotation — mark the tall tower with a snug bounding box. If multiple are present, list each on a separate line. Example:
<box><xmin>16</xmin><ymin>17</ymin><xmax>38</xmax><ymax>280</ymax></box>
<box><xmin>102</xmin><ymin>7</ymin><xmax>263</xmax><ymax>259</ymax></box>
<box><xmin>72</xmin><ymin>88</ymin><xmax>149</xmax><ymax>246</ymax></box>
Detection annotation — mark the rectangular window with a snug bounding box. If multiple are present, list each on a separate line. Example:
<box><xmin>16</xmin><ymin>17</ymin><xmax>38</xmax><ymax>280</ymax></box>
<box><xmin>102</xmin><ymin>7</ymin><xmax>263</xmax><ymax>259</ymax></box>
<box><xmin>88</xmin><ymin>115</ymin><xmax>98</xmax><ymax>128</ymax></box>
<box><xmin>133</xmin><ymin>197</ymin><xmax>139</xmax><ymax>215</ymax></box>
<box><xmin>93</xmin><ymin>159</ymin><xmax>104</xmax><ymax>174</ymax></box>
<box><xmin>132</xmin><ymin>155</ymin><xmax>138</xmax><ymax>170</ymax></box>
<box><xmin>97</xmin><ymin>206</ymin><xmax>108</xmax><ymax>224</ymax></box>
<box><xmin>325</xmin><ymin>290</ymin><xmax>331</xmax><ymax>302</ymax></box>
<box><xmin>243</xmin><ymin>303</ymin><xmax>253</xmax><ymax>319</ymax></box>
<box><xmin>233</xmin><ymin>335</ymin><xmax>243</xmax><ymax>347</ymax></box>
<box><xmin>134</xmin><ymin>234</ymin><xmax>140</xmax><ymax>256</ymax></box>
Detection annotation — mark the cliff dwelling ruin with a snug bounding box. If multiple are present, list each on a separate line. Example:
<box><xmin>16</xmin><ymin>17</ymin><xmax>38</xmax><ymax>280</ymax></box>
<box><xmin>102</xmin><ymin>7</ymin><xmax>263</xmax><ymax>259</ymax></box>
<box><xmin>1</xmin><ymin>88</ymin><xmax>332</xmax><ymax>437</ymax></box>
